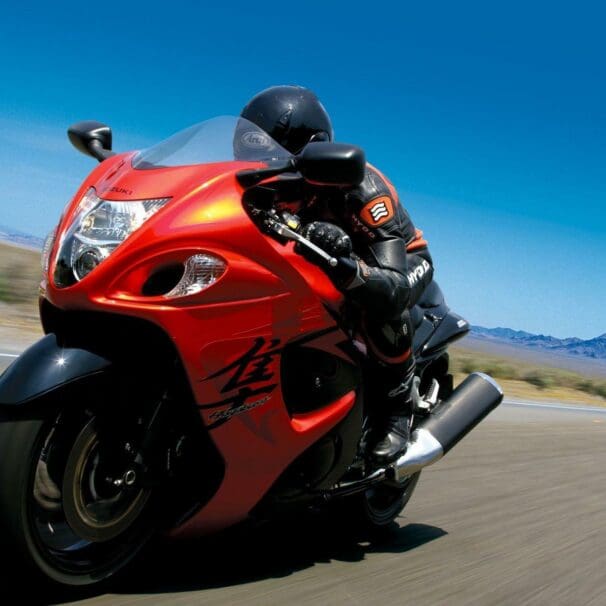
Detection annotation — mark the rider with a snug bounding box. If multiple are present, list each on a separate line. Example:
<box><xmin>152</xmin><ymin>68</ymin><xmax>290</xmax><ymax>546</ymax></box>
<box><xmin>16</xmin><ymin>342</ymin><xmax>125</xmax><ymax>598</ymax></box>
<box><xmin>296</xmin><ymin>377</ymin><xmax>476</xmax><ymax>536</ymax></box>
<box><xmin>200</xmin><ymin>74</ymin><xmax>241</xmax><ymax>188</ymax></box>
<box><xmin>241</xmin><ymin>86</ymin><xmax>434</xmax><ymax>463</ymax></box>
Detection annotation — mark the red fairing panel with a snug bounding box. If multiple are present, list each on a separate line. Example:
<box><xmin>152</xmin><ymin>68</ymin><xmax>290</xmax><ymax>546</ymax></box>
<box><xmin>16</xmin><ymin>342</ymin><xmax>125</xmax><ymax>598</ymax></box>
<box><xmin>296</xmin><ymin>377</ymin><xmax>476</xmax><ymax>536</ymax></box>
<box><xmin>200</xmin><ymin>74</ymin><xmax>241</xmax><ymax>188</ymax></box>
<box><xmin>44</xmin><ymin>153</ymin><xmax>354</xmax><ymax>535</ymax></box>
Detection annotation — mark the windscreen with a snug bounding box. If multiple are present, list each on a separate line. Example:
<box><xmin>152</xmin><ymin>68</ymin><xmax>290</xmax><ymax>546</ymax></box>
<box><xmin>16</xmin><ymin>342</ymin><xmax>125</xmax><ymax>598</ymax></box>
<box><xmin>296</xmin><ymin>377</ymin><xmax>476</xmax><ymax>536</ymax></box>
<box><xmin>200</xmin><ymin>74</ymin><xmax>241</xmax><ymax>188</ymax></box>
<box><xmin>132</xmin><ymin>115</ymin><xmax>292</xmax><ymax>169</ymax></box>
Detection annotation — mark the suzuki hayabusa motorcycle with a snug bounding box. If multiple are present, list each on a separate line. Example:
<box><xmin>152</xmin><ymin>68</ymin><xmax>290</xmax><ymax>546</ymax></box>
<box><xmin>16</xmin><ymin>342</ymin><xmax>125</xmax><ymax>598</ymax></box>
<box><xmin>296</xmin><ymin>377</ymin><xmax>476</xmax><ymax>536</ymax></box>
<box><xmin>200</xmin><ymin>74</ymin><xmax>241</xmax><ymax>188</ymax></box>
<box><xmin>0</xmin><ymin>116</ymin><xmax>503</xmax><ymax>588</ymax></box>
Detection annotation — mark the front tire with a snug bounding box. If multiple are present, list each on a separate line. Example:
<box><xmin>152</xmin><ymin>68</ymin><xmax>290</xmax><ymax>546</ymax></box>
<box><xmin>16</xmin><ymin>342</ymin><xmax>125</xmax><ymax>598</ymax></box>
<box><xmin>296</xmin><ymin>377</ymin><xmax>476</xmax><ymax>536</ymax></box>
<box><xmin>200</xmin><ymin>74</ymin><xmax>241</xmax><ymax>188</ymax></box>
<box><xmin>0</xmin><ymin>409</ymin><xmax>157</xmax><ymax>587</ymax></box>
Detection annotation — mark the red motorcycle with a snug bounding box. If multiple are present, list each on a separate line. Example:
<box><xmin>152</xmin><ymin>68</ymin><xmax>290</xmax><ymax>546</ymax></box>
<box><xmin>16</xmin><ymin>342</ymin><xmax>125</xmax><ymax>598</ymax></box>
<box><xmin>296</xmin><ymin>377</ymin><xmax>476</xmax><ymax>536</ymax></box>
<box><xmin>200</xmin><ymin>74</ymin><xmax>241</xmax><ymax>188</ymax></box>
<box><xmin>0</xmin><ymin>116</ymin><xmax>503</xmax><ymax>587</ymax></box>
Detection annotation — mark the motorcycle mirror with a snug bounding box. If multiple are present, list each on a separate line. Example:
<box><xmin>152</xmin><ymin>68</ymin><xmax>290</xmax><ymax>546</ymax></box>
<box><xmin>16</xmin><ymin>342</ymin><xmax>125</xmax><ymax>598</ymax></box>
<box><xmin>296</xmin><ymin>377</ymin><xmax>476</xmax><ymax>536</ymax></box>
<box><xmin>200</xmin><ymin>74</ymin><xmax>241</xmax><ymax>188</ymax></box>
<box><xmin>67</xmin><ymin>121</ymin><xmax>115</xmax><ymax>162</ymax></box>
<box><xmin>294</xmin><ymin>142</ymin><xmax>366</xmax><ymax>187</ymax></box>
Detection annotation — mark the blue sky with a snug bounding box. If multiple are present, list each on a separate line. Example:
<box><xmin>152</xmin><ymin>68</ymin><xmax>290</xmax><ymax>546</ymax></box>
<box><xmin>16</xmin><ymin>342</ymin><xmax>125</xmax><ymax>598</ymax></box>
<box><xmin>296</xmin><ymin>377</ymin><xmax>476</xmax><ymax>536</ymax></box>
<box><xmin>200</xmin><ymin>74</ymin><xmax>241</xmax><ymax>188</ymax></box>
<box><xmin>0</xmin><ymin>1</ymin><xmax>604</xmax><ymax>338</ymax></box>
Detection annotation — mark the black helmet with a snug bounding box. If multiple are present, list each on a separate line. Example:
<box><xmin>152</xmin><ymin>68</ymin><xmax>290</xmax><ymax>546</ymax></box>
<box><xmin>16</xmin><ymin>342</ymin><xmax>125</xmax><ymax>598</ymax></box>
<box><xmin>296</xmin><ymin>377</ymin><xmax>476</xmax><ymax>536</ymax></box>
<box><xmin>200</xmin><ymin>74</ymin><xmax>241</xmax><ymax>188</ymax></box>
<box><xmin>241</xmin><ymin>85</ymin><xmax>334</xmax><ymax>154</ymax></box>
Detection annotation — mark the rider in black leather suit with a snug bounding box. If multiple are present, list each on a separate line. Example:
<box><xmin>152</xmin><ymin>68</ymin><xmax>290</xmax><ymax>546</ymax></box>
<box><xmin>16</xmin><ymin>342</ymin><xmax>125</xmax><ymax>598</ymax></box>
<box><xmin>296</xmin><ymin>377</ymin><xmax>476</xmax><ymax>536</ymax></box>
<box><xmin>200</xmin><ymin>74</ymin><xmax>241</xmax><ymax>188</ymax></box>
<box><xmin>241</xmin><ymin>86</ymin><xmax>434</xmax><ymax>463</ymax></box>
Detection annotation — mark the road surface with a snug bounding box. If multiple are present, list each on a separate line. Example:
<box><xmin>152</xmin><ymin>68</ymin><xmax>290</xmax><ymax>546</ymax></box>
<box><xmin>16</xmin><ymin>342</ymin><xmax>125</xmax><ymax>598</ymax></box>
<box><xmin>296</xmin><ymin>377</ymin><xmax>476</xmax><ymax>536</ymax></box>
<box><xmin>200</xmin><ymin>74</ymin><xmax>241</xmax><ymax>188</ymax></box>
<box><xmin>0</xmin><ymin>397</ymin><xmax>600</xmax><ymax>605</ymax></box>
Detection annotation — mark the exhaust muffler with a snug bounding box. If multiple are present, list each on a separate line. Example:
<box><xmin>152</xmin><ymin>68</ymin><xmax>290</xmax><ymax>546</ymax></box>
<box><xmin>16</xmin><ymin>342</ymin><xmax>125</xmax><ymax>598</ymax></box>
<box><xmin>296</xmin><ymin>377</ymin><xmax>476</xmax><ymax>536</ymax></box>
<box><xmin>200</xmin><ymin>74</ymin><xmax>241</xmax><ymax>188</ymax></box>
<box><xmin>390</xmin><ymin>372</ymin><xmax>503</xmax><ymax>482</ymax></box>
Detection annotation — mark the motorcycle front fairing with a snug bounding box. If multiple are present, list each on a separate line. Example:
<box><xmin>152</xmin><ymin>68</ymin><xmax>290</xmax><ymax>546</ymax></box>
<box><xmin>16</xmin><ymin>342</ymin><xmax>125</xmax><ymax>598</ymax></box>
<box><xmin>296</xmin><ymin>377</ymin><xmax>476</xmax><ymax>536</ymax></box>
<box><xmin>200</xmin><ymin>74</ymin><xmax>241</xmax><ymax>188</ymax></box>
<box><xmin>2</xmin><ymin>116</ymin><xmax>360</xmax><ymax>534</ymax></box>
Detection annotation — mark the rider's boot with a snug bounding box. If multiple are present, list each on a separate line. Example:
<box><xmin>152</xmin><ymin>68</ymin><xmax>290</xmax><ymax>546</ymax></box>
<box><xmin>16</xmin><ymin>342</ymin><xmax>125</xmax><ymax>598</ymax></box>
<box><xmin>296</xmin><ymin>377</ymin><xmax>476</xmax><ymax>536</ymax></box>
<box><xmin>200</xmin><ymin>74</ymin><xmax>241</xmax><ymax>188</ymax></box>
<box><xmin>371</xmin><ymin>364</ymin><xmax>415</xmax><ymax>464</ymax></box>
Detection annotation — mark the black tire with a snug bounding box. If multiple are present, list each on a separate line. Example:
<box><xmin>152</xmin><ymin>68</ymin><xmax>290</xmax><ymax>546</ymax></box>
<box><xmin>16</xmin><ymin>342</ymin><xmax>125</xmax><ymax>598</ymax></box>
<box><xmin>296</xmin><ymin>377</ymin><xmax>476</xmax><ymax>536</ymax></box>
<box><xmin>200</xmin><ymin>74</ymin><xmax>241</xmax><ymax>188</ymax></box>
<box><xmin>0</xmin><ymin>410</ymin><xmax>157</xmax><ymax>588</ymax></box>
<box><xmin>334</xmin><ymin>472</ymin><xmax>421</xmax><ymax>533</ymax></box>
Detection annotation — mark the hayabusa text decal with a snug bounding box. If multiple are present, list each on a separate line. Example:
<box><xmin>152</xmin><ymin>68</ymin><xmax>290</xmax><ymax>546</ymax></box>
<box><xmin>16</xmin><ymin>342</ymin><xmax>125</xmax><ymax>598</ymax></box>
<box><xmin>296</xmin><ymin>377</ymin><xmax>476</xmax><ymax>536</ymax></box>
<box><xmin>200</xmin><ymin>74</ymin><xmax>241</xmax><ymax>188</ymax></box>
<box><xmin>199</xmin><ymin>337</ymin><xmax>281</xmax><ymax>429</ymax></box>
<box><xmin>208</xmin><ymin>394</ymin><xmax>273</xmax><ymax>423</ymax></box>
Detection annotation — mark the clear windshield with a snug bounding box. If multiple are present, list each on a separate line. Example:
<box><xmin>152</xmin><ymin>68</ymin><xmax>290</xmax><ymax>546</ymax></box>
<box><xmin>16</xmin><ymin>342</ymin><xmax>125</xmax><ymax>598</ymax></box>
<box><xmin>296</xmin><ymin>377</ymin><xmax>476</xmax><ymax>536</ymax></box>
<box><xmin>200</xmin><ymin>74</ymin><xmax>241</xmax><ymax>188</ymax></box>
<box><xmin>132</xmin><ymin>115</ymin><xmax>292</xmax><ymax>169</ymax></box>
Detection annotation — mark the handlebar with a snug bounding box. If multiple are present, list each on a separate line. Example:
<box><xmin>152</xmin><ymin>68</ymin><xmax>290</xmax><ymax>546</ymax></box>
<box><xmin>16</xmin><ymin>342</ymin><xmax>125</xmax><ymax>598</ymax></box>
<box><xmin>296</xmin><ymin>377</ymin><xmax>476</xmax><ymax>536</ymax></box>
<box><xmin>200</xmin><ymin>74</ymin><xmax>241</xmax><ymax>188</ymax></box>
<box><xmin>264</xmin><ymin>214</ymin><xmax>338</xmax><ymax>267</ymax></box>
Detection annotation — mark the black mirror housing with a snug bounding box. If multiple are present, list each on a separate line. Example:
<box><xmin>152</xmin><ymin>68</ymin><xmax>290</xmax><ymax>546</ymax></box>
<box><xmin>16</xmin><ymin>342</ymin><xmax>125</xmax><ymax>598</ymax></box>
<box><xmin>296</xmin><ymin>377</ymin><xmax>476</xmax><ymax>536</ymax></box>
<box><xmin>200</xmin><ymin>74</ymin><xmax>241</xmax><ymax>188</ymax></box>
<box><xmin>67</xmin><ymin>121</ymin><xmax>114</xmax><ymax>162</ymax></box>
<box><xmin>295</xmin><ymin>142</ymin><xmax>366</xmax><ymax>187</ymax></box>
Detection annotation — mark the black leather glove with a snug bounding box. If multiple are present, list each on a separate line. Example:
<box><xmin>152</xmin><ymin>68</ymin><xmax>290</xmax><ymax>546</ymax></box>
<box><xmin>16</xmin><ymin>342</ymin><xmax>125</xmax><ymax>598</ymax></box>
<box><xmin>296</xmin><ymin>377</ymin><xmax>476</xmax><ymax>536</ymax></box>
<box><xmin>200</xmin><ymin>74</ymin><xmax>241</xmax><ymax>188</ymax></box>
<box><xmin>296</xmin><ymin>221</ymin><xmax>353</xmax><ymax>258</ymax></box>
<box><xmin>294</xmin><ymin>221</ymin><xmax>357</xmax><ymax>289</ymax></box>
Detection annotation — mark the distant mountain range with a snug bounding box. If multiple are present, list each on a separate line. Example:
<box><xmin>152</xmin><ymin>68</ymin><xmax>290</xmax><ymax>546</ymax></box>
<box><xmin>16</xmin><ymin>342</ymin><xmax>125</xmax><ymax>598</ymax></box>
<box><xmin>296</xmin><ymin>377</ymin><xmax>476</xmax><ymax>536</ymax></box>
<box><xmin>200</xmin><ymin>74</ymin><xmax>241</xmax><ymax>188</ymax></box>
<box><xmin>0</xmin><ymin>225</ymin><xmax>43</xmax><ymax>250</ymax></box>
<box><xmin>471</xmin><ymin>326</ymin><xmax>606</xmax><ymax>360</ymax></box>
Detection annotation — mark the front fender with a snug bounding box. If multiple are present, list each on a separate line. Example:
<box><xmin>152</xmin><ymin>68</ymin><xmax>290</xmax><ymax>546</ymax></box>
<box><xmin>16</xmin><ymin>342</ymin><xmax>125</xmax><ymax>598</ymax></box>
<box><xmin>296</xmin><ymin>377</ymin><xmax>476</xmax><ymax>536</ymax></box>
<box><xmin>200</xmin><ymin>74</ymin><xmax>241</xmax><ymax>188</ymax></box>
<box><xmin>0</xmin><ymin>333</ymin><xmax>111</xmax><ymax>405</ymax></box>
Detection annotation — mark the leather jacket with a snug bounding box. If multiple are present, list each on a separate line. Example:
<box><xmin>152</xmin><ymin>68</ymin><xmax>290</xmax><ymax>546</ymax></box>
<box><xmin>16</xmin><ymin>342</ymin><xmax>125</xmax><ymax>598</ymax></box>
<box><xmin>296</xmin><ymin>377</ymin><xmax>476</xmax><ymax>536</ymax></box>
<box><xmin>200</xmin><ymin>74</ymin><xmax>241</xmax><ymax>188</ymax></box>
<box><xmin>301</xmin><ymin>164</ymin><xmax>434</xmax><ymax>318</ymax></box>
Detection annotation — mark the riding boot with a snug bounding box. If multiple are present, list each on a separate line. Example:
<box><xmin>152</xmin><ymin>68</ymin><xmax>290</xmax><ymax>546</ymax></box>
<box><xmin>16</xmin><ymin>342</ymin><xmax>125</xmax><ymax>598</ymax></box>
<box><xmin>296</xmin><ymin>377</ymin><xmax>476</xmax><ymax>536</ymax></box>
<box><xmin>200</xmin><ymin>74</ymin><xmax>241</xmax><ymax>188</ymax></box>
<box><xmin>370</xmin><ymin>363</ymin><xmax>415</xmax><ymax>464</ymax></box>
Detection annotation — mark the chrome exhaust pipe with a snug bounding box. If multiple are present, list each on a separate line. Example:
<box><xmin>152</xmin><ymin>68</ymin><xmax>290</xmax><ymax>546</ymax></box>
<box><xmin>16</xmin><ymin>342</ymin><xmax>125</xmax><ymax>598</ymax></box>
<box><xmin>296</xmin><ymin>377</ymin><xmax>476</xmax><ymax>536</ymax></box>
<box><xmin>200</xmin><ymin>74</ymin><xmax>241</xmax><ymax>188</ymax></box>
<box><xmin>390</xmin><ymin>372</ymin><xmax>504</xmax><ymax>482</ymax></box>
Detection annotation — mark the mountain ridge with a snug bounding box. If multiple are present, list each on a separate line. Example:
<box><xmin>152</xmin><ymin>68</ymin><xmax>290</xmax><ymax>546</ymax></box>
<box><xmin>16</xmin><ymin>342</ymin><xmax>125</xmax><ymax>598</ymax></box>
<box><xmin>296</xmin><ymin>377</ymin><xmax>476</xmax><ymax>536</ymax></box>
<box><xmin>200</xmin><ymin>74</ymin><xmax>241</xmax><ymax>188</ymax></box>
<box><xmin>471</xmin><ymin>325</ymin><xmax>606</xmax><ymax>360</ymax></box>
<box><xmin>0</xmin><ymin>225</ymin><xmax>44</xmax><ymax>250</ymax></box>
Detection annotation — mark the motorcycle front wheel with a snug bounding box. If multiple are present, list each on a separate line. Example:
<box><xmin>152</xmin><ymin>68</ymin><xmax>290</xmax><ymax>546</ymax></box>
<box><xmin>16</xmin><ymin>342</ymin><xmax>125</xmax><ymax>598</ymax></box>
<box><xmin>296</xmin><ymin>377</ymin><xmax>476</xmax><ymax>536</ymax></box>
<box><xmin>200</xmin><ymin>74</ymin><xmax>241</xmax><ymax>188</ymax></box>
<box><xmin>0</xmin><ymin>406</ymin><xmax>158</xmax><ymax>587</ymax></box>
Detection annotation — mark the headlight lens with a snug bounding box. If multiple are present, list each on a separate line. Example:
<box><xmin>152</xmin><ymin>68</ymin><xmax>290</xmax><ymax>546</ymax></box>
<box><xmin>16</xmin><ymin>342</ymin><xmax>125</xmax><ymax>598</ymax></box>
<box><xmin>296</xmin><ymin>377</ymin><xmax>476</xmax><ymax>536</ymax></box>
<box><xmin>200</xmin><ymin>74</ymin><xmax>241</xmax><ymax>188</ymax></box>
<box><xmin>164</xmin><ymin>254</ymin><xmax>226</xmax><ymax>298</ymax></box>
<box><xmin>73</xmin><ymin>246</ymin><xmax>110</xmax><ymax>281</ymax></box>
<box><xmin>54</xmin><ymin>188</ymin><xmax>170</xmax><ymax>287</ymax></box>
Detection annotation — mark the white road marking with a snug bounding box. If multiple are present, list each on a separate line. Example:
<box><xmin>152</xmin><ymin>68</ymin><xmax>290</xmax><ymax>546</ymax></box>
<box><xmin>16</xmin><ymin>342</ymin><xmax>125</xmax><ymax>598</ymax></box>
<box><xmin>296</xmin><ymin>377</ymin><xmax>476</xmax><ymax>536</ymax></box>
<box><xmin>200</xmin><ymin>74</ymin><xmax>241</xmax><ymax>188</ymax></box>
<box><xmin>0</xmin><ymin>353</ymin><xmax>18</xmax><ymax>358</ymax></box>
<box><xmin>504</xmin><ymin>399</ymin><xmax>606</xmax><ymax>415</ymax></box>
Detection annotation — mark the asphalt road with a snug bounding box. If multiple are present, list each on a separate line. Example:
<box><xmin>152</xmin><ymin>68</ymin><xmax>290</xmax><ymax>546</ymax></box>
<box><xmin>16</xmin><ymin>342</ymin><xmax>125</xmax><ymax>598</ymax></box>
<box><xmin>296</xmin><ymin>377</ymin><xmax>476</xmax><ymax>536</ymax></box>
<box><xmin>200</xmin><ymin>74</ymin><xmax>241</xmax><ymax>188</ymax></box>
<box><xmin>0</xmin><ymin>398</ymin><xmax>600</xmax><ymax>606</ymax></box>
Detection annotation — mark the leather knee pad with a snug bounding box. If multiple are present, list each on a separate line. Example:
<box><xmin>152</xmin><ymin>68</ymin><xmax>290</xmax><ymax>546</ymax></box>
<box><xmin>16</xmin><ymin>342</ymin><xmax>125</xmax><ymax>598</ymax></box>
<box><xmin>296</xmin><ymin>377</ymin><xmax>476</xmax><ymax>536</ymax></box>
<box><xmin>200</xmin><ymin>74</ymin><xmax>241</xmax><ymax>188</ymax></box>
<box><xmin>363</xmin><ymin>309</ymin><xmax>414</xmax><ymax>365</ymax></box>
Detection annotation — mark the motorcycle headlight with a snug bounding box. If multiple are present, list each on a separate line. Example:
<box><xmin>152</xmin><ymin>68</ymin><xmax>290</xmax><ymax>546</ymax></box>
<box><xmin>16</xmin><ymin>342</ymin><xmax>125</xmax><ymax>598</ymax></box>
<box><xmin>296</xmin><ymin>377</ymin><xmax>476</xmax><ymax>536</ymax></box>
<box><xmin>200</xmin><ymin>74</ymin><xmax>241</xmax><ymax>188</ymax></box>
<box><xmin>54</xmin><ymin>188</ymin><xmax>170</xmax><ymax>288</ymax></box>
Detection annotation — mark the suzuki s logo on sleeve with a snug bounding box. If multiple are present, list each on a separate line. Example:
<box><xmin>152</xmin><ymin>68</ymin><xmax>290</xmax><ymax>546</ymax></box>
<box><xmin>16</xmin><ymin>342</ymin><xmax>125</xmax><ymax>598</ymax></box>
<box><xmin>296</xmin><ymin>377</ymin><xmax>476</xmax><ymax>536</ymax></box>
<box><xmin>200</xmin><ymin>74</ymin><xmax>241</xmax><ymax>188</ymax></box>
<box><xmin>360</xmin><ymin>196</ymin><xmax>395</xmax><ymax>227</ymax></box>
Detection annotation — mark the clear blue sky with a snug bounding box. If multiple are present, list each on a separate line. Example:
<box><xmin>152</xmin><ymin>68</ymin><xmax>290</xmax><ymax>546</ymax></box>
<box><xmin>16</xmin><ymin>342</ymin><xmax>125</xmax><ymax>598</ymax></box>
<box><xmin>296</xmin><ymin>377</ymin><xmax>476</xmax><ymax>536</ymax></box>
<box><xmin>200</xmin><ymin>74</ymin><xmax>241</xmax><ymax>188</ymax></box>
<box><xmin>1</xmin><ymin>1</ymin><xmax>604</xmax><ymax>338</ymax></box>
